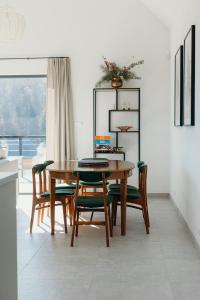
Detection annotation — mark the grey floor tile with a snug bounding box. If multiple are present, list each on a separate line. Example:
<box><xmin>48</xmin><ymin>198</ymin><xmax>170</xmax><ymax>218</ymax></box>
<box><xmin>171</xmin><ymin>281</ymin><xmax>200</xmax><ymax>300</ymax></box>
<box><xmin>17</xmin><ymin>196</ymin><xmax>200</xmax><ymax>300</ymax></box>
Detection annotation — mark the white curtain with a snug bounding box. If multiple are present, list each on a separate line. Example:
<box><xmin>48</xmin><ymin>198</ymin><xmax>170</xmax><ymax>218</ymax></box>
<box><xmin>46</xmin><ymin>58</ymin><xmax>74</xmax><ymax>162</ymax></box>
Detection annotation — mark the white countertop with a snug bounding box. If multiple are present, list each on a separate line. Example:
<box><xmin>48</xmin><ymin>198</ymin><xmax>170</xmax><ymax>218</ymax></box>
<box><xmin>0</xmin><ymin>172</ymin><xmax>18</xmax><ymax>187</ymax></box>
<box><xmin>0</xmin><ymin>156</ymin><xmax>22</xmax><ymax>164</ymax></box>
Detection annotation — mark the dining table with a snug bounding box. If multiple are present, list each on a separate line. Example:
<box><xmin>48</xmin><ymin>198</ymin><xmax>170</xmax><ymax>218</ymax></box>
<box><xmin>47</xmin><ymin>159</ymin><xmax>135</xmax><ymax>236</ymax></box>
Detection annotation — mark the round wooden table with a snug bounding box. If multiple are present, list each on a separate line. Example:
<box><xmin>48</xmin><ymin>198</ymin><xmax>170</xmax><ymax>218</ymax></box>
<box><xmin>47</xmin><ymin>160</ymin><xmax>135</xmax><ymax>236</ymax></box>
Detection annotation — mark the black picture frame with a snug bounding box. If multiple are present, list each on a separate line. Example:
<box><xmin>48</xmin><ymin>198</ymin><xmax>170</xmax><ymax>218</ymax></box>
<box><xmin>174</xmin><ymin>45</ymin><xmax>184</xmax><ymax>126</ymax></box>
<box><xmin>183</xmin><ymin>25</ymin><xmax>195</xmax><ymax>126</ymax></box>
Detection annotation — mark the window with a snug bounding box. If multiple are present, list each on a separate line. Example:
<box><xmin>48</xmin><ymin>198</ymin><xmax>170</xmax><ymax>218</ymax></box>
<box><xmin>0</xmin><ymin>75</ymin><xmax>46</xmax><ymax>157</ymax></box>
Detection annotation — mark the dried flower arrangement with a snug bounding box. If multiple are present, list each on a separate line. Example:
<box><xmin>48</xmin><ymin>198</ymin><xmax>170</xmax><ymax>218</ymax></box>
<box><xmin>96</xmin><ymin>57</ymin><xmax>144</xmax><ymax>87</ymax></box>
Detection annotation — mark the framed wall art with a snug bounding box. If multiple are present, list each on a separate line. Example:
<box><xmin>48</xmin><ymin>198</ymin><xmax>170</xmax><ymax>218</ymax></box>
<box><xmin>174</xmin><ymin>45</ymin><xmax>184</xmax><ymax>126</ymax></box>
<box><xmin>184</xmin><ymin>25</ymin><xmax>195</xmax><ymax>126</ymax></box>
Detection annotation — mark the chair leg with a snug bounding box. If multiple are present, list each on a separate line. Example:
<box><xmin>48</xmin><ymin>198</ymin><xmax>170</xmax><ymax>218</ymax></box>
<box><xmin>71</xmin><ymin>206</ymin><xmax>77</xmax><ymax>247</ymax></box>
<box><xmin>104</xmin><ymin>206</ymin><xmax>110</xmax><ymax>247</ymax></box>
<box><xmin>108</xmin><ymin>206</ymin><xmax>113</xmax><ymax>237</ymax></box>
<box><xmin>62</xmin><ymin>201</ymin><xmax>68</xmax><ymax>234</ymax></box>
<box><xmin>30</xmin><ymin>202</ymin><xmax>35</xmax><ymax>234</ymax></box>
<box><xmin>146</xmin><ymin>203</ymin><xmax>150</xmax><ymax>227</ymax></box>
<box><xmin>90</xmin><ymin>210</ymin><xmax>94</xmax><ymax>222</ymax></box>
<box><xmin>41</xmin><ymin>203</ymin><xmax>45</xmax><ymax>223</ymax></box>
<box><xmin>142</xmin><ymin>205</ymin><xmax>149</xmax><ymax>234</ymax></box>
<box><xmin>47</xmin><ymin>207</ymin><xmax>50</xmax><ymax>217</ymax></box>
<box><xmin>37</xmin><ymin>204</ymin><xmax>41</xmax><ymax>226</ymax></box>
<box><xmin>75</xmin><ymin>210</ymin><xmax>79</xmax><ymax>237</ymax></box>
<box><xmin>112</xmin><ymin>200</ymin><xmax>117</xmax><ymax>226</ymax></box>
<box><xmin>69</xmin><ymin>197</ymin><xmax>74</xmax><ymax>226</ymax></box>
<box><xmin>81</xmin><ymin>186</ymin><xmax>83</xmax><ymax>195</ymax></box>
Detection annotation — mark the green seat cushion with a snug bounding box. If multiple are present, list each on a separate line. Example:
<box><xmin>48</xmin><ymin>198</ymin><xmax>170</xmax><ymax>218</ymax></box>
<box><xmin>40</xmin><ymin>189</ymin><xmax>74</xmax><ymax>198</ymax></box>
<box><xmin>80</xmin><ymin>181</ymin><xmax>109</xmax><ymax>186</ymax></box>
<box><xmin>109</xmin><ymin>184</ymin><xmax>138</xmax><ymax>191</ymax></box>
<box><xmin>56</xmin><ymin>183</ymin><xmax>77</xmax><ymax>190</ymax></box>
<box><xmin>108</xmin><ymin>189</ymin><xmax>141</xmax><ymax>199</ymax></box>
<box><xmin>76</xmin><ymin>195</ymin><xmax>112</xmax><ymax>208</ymax></box>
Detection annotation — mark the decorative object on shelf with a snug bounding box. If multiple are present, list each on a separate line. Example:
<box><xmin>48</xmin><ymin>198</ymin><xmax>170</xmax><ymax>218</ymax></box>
<box><xmin>113</xmin><ymin>146</ymin><xmax>123</xmax><ymax>152</ymax></box>
<box><xmin>183</xmin><ymin>25</ymin><xmax>195</xmax><ymax>126</ymax></box>
<box><xmin>0</xmin><ymin>4</ymin><xmax>26</xmax><ymax>42</ymax></box>
<box><xmin>117</xmin><ymin>126</ymin><xmax>133</xmax><ymax>132</ymax></box>
<box><xmin>0</xmin><ymin>146</ymin><xmax>8</xmax><ymax>158</ymax></box>
<box><xmin>111</xmin><ymin>77</ymin><xmax>123</xmax><ymax>88</ymax></box>
<box><xmin>95</xmin><ymin>145</ymin><xmax>113</xmax><ymax>152</ymax></box>
<box><xmin>174</xmin><ymin>45</ymin><xmax>184</xmax><ymax>126</ymax></box>
<box><xmin>95</xmin><ymin>136</ymin><xmax>113</xmax><ymax>152</ymax></box>
<box><xmin>96</xmin><ymin>57</ymin><xmax>144</xmax><ymax>88</ymax></box>
<box><xmin>109</xmin><ymin>110</ymin><xmax>138</xmax><ymax>133</ymax></box>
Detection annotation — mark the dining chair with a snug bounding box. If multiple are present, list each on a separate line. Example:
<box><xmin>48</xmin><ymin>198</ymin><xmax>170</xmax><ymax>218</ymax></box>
<box><xmin>109</xmin><ymin>164</ymin><xmax>150</xmax><ymax>234</ymax></box>
<box><xmin>108</xmin><ymin>161</ymin><xmax>144</xmax><ymax>191</ymax></box>
<box><xmin>108</xmin><ymin>161</ymin><xmax>145</xmax><ymax>226</ymax></box>
<box><xmin>41</xmin><ymin>160</ymin><xmax>77</xmax><ymax>225</ymax></box>
<box><xmin>30</xmin><ymin>161</ymin><xmax>74</xmax><ymax>234</ymax></box>
<box><xmin>79</xmin><ymin>158</ymin><xmax>109</xmax><ymax>195</ymax></box>
<box><xmin>71</xmin><ymin>171</ymin><xmax>113</xmax><ymax>247</ymax></box>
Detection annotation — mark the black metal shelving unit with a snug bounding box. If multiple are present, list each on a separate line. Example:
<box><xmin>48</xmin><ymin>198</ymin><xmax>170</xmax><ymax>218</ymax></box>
<box><xmin>93</xmin><ymin>87</ymin><xmax>141</xmax><ymax>162</ymax></box>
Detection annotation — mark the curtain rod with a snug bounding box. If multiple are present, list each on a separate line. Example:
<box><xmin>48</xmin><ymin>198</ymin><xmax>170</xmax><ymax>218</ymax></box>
<box><xmin>0</xmin><ymin>56</ymin><xmax>69</xmax><ymax>60</ymax></box>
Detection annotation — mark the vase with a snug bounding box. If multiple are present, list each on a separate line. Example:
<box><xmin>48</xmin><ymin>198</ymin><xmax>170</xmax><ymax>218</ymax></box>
<box><xmin>111</xmin><ymin>77</ymin><xmax>123</xmax><ymax>88</ymax></box>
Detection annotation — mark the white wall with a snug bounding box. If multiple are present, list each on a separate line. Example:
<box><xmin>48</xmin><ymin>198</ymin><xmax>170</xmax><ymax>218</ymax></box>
<box><xmin>0</xmin><ymin>0</ymin><xmax>170</xmax><ymax>193</ymax></box>
<box><xmin>170</xmin><ymin>2</ymin><xmax>200</xmax><ymax>245</ymax></box>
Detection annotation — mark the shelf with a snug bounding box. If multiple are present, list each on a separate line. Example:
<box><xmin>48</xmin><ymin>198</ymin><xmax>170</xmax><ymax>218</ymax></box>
<box><xmin>109</xmin><ymin>109</ymin><xmax>139</xmax><ymax>112</ymax></box>
<box><xmin>95</xmin><ymin>150</ymin><xmax>125</xmax><ymax>154</ymax></box>
<box><xmin>93</xmin><ymin>87</ymin><xmax>141</xmax><ymax>163</ymax></box>
<box><xmin>93</xmin><ymin>88</ymin><xmax>140</xmax><ymax>91</ymax></box>
<box><xmin>109</xmin><ymin>131</ymin><xmax>139</xmax><ymax>133</ymax></box>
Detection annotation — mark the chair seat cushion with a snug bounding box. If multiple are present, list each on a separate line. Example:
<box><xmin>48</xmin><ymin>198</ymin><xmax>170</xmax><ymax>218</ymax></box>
<box><xmin>76</xmin><ymin>195</ymin><xmax>112</xmax><ymax>208</ymax></box>
<box><xmin>40</xmin><ymin>189</ymin><xmax>74</xmax><ymax>198</ymax></box>
<box><xmin>108</xmin><ymin>189</ymin><xmax>141</xmax><ymax>199</ymax></box>
<box><xmin>80</xmin><ymin>181</ymin><xmax>109</xmax><ymax>186</ymax></box>
<box><xmin>56</xmin><ymin>183</ymin><xmax>77</xmax><ymax>190</ymax></box>
<box><xmin>108</xmin><ymin>184</ymin><xmax>138</xmax><ymax>191</ymax></box>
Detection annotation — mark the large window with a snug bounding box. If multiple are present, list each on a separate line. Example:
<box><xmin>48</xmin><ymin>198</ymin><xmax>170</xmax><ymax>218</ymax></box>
<box><xmin>0</xmin><ymin>75</ymin><xmax>46</xmax><ymax>157</ymax></box>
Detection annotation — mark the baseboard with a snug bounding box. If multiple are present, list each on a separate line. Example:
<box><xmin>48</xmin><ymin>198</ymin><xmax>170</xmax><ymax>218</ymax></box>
<box><xmin>169</xmin><ymin>194</ymin><xmax>200</xmax><ymax>252</ymax></box>
<box><xmin>147</xmin><ymin>193</ymin><xmax>170</xmax><ymax>198</ymax></box>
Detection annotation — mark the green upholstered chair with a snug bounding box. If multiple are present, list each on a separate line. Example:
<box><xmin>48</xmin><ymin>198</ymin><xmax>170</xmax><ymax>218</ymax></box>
<box><xmin>71</xmin><ymin>171</ymin><xmax>112</xmax><ymax>247</ymax></box>
<box><xmin>30</xmin><ymin>162</ymin><xmax>74</xmax><ymax>234</ymax></box>
<box><xmin>43</xmin><ymin>160</ymin><xmax>78</xmax><ymax>191</ymax></box>
<box><xmin>108</xmin><ymin>161</ymin><xmax>145</xmax><ymax>191</ymax></box>
<box><xmin>109</xmin><ymin>164</ymin><xmax>150</xmax><ymax>234</ymax></box>
<box><xmin>79</xmin><ymin>158</ymin><xmax>109</xmax><ymax>195</ymax></box>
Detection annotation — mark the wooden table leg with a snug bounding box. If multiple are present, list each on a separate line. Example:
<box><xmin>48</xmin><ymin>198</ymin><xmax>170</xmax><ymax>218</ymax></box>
<box><xmin>120</xmin><ymin>173</ymin><xmax>128</xmax><ymax>235</ymax></box>
<box><xmin>50</xmin><ymin>177</ymin><xmax>56</xmax><ymax>235</ymax></box>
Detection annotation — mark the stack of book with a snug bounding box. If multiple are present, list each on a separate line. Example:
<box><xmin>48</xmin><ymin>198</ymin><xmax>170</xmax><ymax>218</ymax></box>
<box><xmin>95</xmin><ymin>136</ymin><xmax>112</xmax><ymax>152</ymax></box>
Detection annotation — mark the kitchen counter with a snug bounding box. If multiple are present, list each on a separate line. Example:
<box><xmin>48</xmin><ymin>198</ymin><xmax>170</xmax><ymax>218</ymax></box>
<box><xmin>0</xmin><ymin>170</ymin><xmax>18</xmax><ymax>300</ymax></box>
<box><xmin>0</xmin><ymin>171</ymin><xmax>18</xmax><ymax>187</ymax></box>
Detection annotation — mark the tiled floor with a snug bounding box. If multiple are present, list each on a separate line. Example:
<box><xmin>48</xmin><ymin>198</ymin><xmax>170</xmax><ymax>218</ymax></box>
<box><xmin>17</xmin><ymin>195</ymin><xmax>200</xmax><ymax>300</ymax></box>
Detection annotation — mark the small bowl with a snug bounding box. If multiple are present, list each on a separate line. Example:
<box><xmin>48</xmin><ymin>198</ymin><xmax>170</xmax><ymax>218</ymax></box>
<box><xmin>117</xmin><ymin>126</ymin><xmax>133</xmax><ymax>132</ymax></box>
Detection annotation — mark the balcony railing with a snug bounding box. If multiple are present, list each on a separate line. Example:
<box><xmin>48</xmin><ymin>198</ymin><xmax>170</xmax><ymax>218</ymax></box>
<box><xmin>0</xmin><ymin>135</ymin><xmax>46</xmax><ymax>157</ymax></box>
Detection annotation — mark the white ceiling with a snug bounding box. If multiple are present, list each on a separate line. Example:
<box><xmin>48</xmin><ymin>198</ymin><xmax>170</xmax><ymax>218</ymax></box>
<box><xmin>139</xmin><ymin>0</ymin><xmax>191</xmax><ymax>29</ymax></box>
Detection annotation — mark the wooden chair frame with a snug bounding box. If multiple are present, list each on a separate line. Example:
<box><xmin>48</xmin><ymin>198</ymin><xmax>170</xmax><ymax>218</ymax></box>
<box><xmin>112</xmin><ymin>165</ymin><xmax>150</xmax><ymax>234</ymax></box>
<box><xmin>71</xmin><ymin>172</ymin><xmax>112</xmax><ymax>247</ymax></box>
<box><xmin>30</xmin><ymin>165</ymin><xmax>72</xmax><ymax>234</ymax></box>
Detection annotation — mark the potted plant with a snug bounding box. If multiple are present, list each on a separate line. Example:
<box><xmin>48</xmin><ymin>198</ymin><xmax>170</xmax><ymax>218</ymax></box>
<box><xmin>96</xmin><ymin>57</ymin><xmax>144</xmax><ymax>88</ymax></box>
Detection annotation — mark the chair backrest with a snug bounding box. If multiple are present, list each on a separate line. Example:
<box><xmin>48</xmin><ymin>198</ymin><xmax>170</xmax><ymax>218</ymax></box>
<box><xmin>73</xmin><ymin>171</ymin><xmax>110</xmax><ymax>200</ymax></box>
<box><xmin>137</xmin><ymin>161</ymin><xmax>145</xmax><ymax>168</ymax></box>
<box><xmin>137</xmin><ymin>161</ymin><xmax>145</xmax><ymax>187</ymax></box>
<box><xmin>139</xmin><ymin>164</ymin><xmax>147</xmax><ymax>197</ymax></box>
<box><xmin>32</xmin><ymin>160</ymin><xmax>54</xmax><ymax>198</ymax></box>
